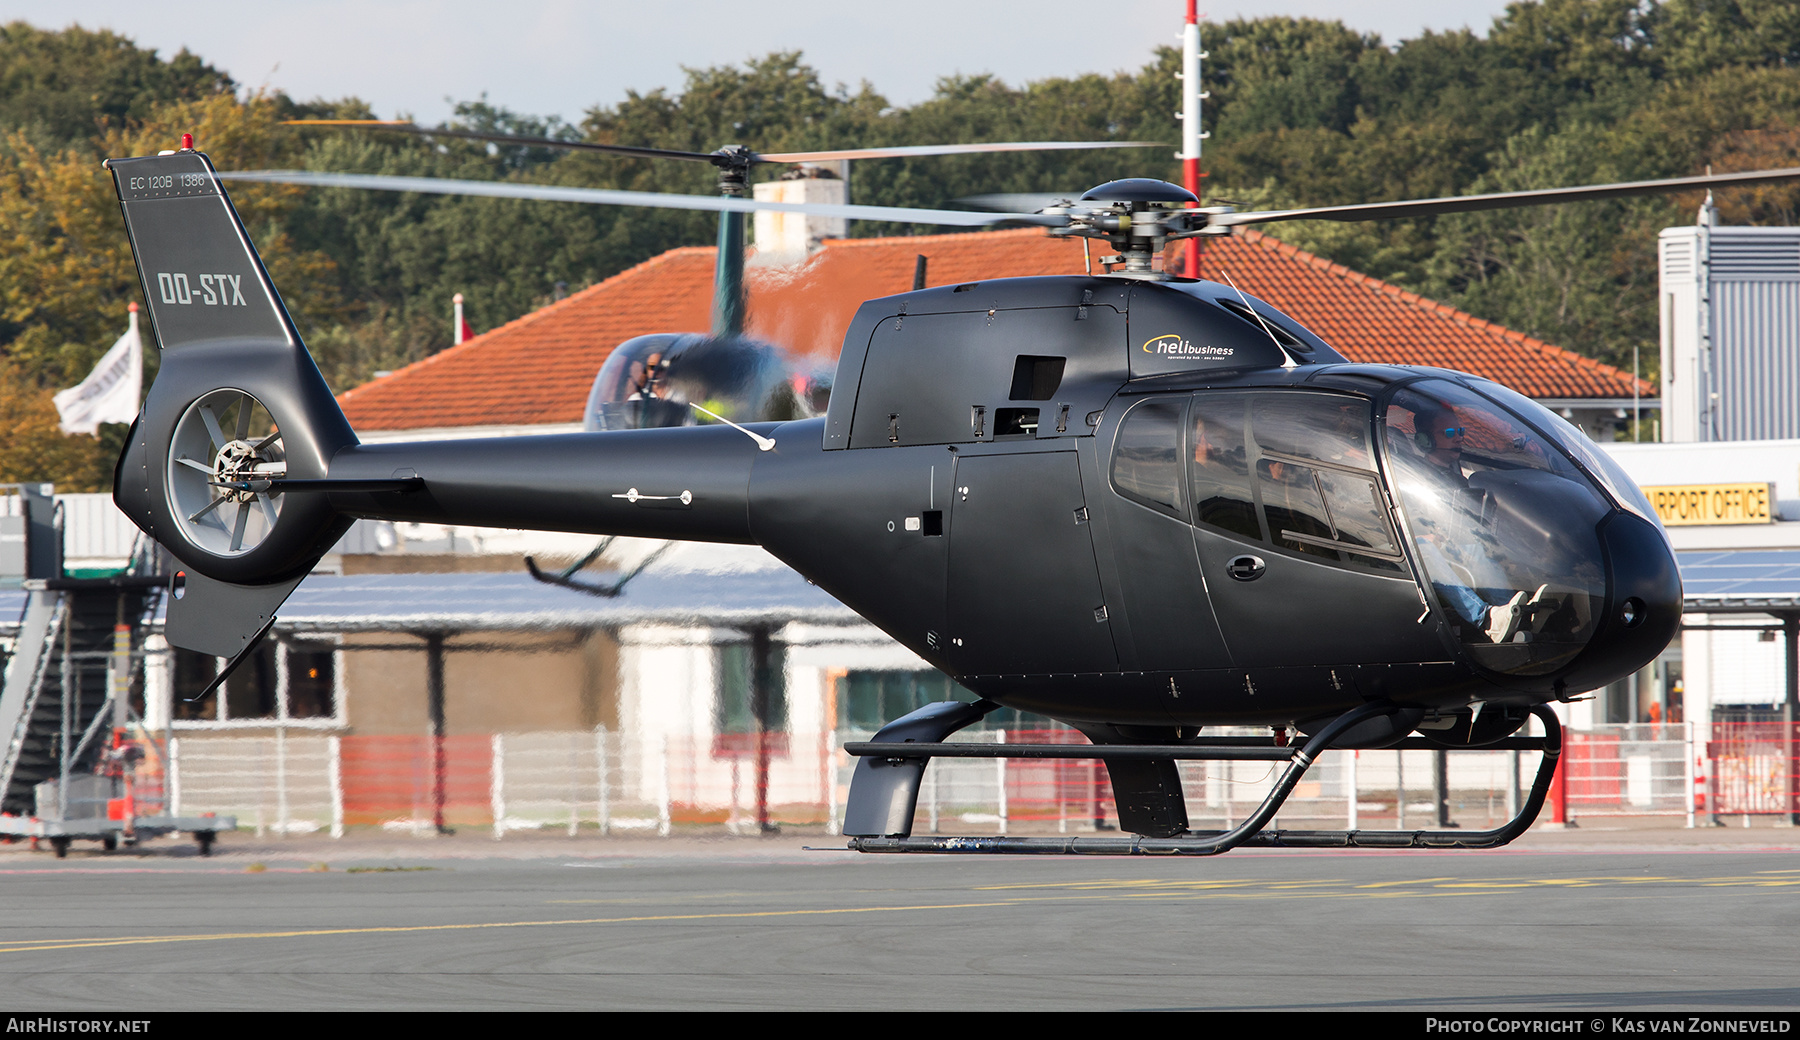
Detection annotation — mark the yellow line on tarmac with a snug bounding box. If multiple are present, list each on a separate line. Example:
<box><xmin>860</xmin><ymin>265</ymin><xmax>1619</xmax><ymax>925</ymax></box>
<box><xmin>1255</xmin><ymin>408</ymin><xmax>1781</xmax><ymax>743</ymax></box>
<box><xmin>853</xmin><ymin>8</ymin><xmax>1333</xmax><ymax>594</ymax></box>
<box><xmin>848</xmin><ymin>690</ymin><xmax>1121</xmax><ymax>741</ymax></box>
<box><xmin>0</xmin><ymin>901</ymin><xmax>1019</xmax><ymax>957</ymax></box>
<box><xmin>974</xmin><ymin>878</ymin><xmax>1281</xmax><ymax>892</ymax></box>
<box><xmin>977</xmin><ymin>873</ymin><xmax>1800</xmax><ymax>898</ymax></box>
<box><xmin>1355</xmin><ymin>877</ymin><xmax>1459</xmax><ymax>889</ymax></box>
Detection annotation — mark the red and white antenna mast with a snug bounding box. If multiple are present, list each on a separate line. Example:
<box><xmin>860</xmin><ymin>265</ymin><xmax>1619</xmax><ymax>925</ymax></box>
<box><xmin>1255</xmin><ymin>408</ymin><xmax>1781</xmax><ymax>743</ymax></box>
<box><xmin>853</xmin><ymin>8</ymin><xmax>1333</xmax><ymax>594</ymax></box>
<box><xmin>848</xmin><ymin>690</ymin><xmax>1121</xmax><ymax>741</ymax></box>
<box><xmin>1176</xmin><ymin>1</ymin><xmax>1209</xmax><ymax>277</ymax></box>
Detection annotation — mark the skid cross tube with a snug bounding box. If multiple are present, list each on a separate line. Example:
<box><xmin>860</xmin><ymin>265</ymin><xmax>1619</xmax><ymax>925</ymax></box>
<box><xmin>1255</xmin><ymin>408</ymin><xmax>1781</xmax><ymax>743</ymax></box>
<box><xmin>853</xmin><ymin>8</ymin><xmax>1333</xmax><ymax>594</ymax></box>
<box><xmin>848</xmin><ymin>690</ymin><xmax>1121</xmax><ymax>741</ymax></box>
<box><xmin>845</xmin><ymin>704</ymin><xmax>1562</xmax><ymax>856</ymax></box>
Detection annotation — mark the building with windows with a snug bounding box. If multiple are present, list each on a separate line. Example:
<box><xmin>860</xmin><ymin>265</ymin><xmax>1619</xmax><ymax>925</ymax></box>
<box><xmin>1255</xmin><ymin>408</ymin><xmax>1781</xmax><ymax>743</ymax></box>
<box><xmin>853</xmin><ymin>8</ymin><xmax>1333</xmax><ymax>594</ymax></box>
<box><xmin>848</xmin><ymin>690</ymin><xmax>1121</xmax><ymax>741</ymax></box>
<box><xmin>1596</xmin><ymin>438</ymin><xmax>1800</xmax><ymax>731</ymax></box>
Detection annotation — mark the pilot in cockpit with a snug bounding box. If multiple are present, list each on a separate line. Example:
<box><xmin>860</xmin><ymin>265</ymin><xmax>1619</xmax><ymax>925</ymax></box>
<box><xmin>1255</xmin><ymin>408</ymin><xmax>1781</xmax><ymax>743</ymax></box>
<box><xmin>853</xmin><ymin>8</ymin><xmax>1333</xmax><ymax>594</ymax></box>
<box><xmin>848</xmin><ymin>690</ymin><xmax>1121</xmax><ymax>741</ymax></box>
<box><xmin>1408</xmin><ymin>404</ymin><xmax>1544</xmax><ymax>644</ymax></box>
<box><xmin>1414</xmin><ymin>406</ymin><xmax>1470</xmax><ymax>485</ymax></box>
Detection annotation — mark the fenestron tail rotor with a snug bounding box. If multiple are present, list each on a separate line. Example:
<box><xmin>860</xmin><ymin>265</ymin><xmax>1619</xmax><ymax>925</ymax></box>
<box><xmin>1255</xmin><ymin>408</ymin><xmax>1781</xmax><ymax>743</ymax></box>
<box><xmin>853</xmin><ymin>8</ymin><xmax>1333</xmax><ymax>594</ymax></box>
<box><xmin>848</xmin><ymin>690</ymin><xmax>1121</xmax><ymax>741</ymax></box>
<box><xmin>168</xmin><ymin>389</ymin><xmax>286</xmax><ymax>557</ymax></box>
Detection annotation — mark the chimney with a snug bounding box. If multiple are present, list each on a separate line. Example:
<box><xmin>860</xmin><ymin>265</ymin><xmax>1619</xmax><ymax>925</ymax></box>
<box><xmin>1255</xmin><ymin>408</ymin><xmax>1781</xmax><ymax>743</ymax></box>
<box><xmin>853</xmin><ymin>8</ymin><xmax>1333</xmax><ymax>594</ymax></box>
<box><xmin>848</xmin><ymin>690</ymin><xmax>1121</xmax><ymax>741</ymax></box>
<box><xmin>752</xmin><ymin>164</ymin><xmax>848</xmax><ymax>264</ymax></box>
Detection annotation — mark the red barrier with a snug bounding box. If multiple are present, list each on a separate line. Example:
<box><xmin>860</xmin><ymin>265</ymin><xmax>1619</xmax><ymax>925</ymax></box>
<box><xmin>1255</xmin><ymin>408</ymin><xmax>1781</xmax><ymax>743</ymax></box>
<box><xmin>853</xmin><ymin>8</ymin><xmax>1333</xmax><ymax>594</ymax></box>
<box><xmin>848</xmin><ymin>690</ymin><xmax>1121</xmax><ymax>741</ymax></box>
<box><xmin>339</xmin><ymin>734</ymin><xmax>493</xmax><ymax>828</ymax></box>
<box><xmin>1567</xmin><ymin>731</ymin><xmax>1620</xmax><ymax>807</ymax></box>
<box><xmin>999</xmin><ymin>729</ymin><xmax>1115</xmax><ymax>826</ymax></box>
<box><xmin>1707</xmin><ymin>722</ymin><xmax>1800</xmax><ymax>816</ymax></box>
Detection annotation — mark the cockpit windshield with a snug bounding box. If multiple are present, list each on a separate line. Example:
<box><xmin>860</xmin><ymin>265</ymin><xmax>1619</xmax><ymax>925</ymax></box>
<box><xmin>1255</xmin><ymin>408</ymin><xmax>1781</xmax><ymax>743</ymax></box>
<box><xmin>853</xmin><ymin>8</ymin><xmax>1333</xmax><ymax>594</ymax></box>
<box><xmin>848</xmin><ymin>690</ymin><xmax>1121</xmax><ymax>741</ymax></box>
<box><xmin>1466</xmin><ymin>378</ymin><xmax>1662</xmax><ymax>529</ymax></box>
<box><xmin>1382</xmin><ymin>379</ymin><xmax>1611</xmax><ymax>677</ymax></box>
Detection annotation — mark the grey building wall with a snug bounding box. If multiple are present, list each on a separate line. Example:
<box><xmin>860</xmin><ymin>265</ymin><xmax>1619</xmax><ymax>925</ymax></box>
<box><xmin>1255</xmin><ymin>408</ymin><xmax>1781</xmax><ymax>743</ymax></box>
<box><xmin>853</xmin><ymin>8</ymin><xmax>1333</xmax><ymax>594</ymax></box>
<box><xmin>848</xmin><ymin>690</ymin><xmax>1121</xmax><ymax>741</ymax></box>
<box><xmin>1660</xmin><ymin>222</ymin><xmax>1800</xmax><ymax>442</ymax></box>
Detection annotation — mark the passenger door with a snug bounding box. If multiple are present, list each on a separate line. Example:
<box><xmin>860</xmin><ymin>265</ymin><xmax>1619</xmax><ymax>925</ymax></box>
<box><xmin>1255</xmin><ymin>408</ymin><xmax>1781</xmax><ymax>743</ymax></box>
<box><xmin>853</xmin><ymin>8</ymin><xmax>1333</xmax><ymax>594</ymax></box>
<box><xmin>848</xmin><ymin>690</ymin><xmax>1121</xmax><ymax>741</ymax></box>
<box><xmin>945</xmin><ymin>451</ymin><xmax>1119</xmax><ymax>675</ymax></box>
<box><xmin>1189</xmin><ymin>391</ymin><xmax>1444</xmax><ymax>668</ymax></box>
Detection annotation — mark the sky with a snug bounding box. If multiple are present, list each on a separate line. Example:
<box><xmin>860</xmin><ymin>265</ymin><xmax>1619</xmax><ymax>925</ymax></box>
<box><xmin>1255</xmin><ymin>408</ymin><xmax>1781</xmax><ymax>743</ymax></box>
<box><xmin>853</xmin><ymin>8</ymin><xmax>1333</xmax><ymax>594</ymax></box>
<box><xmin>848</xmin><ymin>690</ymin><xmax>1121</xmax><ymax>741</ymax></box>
<box><xmin>8</xmin><ymin>1</ymin><xmax>1521</xmax><ymax>126</ymax></box>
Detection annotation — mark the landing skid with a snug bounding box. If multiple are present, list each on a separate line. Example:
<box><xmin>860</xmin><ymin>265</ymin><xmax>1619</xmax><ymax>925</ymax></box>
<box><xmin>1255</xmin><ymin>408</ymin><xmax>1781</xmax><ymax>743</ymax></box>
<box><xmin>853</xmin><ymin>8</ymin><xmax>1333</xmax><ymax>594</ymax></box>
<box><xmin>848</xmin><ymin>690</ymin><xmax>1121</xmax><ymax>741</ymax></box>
<box><xmin>842</xmin><ymin>702</ymin><xmax>1562</xmax><ymax>856</ymax></box>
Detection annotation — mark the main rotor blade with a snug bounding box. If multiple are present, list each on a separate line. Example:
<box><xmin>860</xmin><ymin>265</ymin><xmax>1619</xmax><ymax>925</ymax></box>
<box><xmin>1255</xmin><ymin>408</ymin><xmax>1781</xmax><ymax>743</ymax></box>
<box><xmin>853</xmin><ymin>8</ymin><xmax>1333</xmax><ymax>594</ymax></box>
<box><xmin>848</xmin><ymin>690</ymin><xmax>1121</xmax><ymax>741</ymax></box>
<box><xmin>283</xmin><ymin>120</ymin><xmax>1162</xmax><ymax>166</ymax></box>
<box><xmin>283</xmin><ymin>120</ymin><xmax>720</xmax><ymax>163</ymax></box>
<box><xmin>758</xmin><ymin>141</ymin><xmax>1165</xmax><ymax>162</ymax></box>
<box><xmin>1212</xmin><ymin>166</ymin><xmax>1800</xmax><ymax>227</ymax></box>
<box><xmin>217</xmin><ymin>169</ymin><xmax>1068</xmax><ymax>227</ymax></box>
<box><xmin>957</xmin><ymin>192</ymin><xmax>1080</xmax><ymax>213</ymax></box>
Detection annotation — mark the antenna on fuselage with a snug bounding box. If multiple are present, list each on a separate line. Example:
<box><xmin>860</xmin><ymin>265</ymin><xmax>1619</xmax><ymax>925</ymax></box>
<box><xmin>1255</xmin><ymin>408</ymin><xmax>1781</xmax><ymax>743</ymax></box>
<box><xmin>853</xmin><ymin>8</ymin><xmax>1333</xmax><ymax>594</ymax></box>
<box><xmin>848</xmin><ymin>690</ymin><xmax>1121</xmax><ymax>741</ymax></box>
<box><xmin>1218</xmin><ymin>268</ymin><xmax>1299</xmax><ymax>369</ymax></box>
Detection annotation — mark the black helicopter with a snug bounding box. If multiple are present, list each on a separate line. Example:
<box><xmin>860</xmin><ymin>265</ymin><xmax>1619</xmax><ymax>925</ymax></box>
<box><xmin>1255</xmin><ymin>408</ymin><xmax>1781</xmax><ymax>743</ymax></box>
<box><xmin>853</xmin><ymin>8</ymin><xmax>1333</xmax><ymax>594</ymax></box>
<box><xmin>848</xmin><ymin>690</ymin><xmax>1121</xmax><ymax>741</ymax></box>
<box><xmin>103</xmin><ymin>136</ymin><xmax>1800</xmax><ymax>855</ymax></box>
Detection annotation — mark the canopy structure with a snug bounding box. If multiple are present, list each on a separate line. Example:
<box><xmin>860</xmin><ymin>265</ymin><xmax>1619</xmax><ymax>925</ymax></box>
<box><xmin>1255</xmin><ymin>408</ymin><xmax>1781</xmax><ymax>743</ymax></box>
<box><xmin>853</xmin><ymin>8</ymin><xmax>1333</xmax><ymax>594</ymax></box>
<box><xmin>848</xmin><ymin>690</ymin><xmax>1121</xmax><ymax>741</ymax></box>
<box><xmin>267</xmin><ymin>568</ymin><xmax>860</xmax><ymax>634</ymax></box>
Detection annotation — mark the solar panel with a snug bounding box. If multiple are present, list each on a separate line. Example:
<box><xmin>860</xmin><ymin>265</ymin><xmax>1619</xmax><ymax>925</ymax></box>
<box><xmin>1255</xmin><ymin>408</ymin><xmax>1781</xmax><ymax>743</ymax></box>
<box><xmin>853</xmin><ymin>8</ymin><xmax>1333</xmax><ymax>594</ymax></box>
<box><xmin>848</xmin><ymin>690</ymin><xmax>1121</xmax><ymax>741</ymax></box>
<box><xmin>1678</xmin><ymin>549</ymin><xmax>1800</xmax><ymax>612</ymax></box>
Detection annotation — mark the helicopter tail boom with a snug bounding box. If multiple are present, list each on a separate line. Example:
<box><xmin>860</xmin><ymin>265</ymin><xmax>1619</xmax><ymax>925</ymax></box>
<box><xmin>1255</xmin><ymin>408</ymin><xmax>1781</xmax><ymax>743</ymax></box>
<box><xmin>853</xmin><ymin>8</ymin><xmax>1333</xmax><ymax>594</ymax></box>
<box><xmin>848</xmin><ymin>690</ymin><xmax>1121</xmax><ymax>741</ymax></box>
<box><xmin>324</xmin><ymin>427</ymin><xmax>762</xmax><ymax>542</ymax></box>
<box><xmin>107</xmin><ymin>149</ymin><xmax>762</xmax><ymax>661</ymax></box>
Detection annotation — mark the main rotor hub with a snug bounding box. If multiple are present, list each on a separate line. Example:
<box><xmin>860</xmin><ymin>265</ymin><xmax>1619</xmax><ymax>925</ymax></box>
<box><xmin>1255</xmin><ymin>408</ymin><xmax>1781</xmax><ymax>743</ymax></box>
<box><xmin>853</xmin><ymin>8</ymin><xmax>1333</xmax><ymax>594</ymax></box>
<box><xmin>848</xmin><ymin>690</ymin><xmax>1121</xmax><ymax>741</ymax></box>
<box><xmin>1078</xmin><ymin>178</ymin><xmax>1197</xmax><ymax>206</ymax></box>
<box><xmin>709</xmin><ymin>146</ymin><xmax>755</xmax><ymax>196</ymax></box>
<box><xmin>1051</xmin><ymin>179</ymin><xmax>1208</xmax><ymax>278</ymax></box>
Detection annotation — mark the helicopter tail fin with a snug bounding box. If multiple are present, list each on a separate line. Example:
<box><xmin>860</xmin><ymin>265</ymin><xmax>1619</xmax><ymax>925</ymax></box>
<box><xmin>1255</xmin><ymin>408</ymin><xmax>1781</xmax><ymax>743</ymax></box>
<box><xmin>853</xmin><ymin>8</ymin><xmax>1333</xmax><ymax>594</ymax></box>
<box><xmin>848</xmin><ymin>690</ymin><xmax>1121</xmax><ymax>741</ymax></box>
<box><xmin>107</xmin><ymin>149</ymin><xmax>357</xmax><ymax>658</ymax></box>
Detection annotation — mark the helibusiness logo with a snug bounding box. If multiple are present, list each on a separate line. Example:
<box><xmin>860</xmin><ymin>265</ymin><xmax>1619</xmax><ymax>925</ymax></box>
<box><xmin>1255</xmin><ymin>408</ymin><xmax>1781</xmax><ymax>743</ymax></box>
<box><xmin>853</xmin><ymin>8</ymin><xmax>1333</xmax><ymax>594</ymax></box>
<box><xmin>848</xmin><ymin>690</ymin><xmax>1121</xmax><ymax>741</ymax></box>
<box><xmin>1141</xmin><ymin>333</ymin><xmax>1233</xmax><ymax>359</ymax></box>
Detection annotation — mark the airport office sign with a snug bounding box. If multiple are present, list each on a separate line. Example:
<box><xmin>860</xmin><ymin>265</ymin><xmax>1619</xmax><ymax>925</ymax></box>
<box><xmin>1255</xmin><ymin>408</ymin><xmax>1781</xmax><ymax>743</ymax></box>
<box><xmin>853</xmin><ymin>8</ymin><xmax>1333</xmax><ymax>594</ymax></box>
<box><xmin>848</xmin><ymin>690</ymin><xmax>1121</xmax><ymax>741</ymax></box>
<box><xmin>1641</xmin><ymin>482</ymin><xmax>1774</xmax><ymax>526</ymax></box>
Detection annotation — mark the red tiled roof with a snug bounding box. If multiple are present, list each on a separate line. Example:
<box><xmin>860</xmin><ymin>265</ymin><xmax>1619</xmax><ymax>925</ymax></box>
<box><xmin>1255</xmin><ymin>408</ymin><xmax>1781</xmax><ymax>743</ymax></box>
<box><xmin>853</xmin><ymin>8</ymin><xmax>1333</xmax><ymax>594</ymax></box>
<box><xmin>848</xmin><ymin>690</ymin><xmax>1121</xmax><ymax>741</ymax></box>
<box><xmin>339</xmin><ymin>228</ymin><xmax>1652</xmax><ymax>431</ymax></box>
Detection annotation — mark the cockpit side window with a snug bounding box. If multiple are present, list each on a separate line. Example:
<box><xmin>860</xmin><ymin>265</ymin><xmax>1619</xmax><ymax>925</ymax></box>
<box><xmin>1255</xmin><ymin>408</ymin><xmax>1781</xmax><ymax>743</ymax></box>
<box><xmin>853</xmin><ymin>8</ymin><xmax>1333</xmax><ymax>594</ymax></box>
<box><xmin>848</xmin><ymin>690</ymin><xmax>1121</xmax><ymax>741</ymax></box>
<box><xmin>1248</xmin><ymin>393</ymin><xmax>1400</xmax><ymax>572</ymax></box>
<box><xmin>1186</xmin><ymin>391</ymin><xmax>1399</xmax><ymax>573</ymax></box>
<box><xmin>1111</xmin><ymin>398</ymin><xmax>1186</xmax><ymax>519</ymax></box>
<box><xmin>1190</xmin><ymin>394</ymin><xmax>1260</xmax><ymax>542</ymax></box>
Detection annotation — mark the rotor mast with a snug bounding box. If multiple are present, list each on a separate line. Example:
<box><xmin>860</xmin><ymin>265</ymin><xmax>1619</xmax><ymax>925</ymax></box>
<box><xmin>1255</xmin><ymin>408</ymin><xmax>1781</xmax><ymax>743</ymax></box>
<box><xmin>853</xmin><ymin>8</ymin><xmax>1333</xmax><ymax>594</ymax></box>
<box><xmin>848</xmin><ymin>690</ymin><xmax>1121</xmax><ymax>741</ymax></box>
<box><xmin>1176</xmin><ymin>0</ymin><xmax>1208</xmax><ymax>277</ymax></box>
<box><xmin>710</xmin><ymin>148</ymin><xmax>752</xmax><ymax>338</ymax></box>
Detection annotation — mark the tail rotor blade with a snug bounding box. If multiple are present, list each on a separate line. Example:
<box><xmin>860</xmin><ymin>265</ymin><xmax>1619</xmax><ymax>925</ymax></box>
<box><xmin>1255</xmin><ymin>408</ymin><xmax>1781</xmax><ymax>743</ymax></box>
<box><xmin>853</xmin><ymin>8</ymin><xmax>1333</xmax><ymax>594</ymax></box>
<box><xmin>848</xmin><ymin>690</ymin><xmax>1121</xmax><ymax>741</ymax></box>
<box><xmin>187</xmin><ymin>495</ymin><xmax>228</xmax><ymax>524</ymax></box>
<box><xmin>230</xmin><ymin>501</ymin><xmax>250</xmax><ymax>552</ymax></box>
<box><xmin>198</xmin><ymin>405</ymin><xmax>227</xmax><ymax>450</ymax></box>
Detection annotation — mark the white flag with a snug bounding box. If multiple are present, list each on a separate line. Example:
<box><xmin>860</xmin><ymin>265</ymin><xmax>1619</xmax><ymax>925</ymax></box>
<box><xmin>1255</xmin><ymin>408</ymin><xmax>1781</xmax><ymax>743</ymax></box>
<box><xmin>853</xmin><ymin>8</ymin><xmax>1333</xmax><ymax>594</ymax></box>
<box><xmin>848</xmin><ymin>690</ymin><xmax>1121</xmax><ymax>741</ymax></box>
<box><xmin>54</xmin><ymin>307</ymin><xmax>143</xmax><ymax>436</ymax></box>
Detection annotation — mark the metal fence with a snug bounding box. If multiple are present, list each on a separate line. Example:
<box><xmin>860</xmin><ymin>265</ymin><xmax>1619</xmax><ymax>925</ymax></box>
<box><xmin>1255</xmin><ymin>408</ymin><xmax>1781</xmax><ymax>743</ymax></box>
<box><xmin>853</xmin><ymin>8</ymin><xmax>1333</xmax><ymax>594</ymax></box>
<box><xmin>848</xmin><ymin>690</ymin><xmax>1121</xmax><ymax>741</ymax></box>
<box><xmin>166</xmin><ymin>729</ymin><xmax>841</xmax><ymax>838</ymax></box>
<box><xmin>1704</xmin><ymin>721</ymin><xmax>1800</xmax><ymax>818</ymax></box>
<box><xmin>153</xmin><ymin>721</ymin><xmax>1756</xmax><ymax>838</ymax></box>
<box><xmin>1563</xmin><ymin>723</ymin><xmax>1696</xmax><ymax>818</ymax></box>
<box><xmin>155</xmin><ymin>724</ymin><xmax>1650</xmax><ymax>838</ymax></box>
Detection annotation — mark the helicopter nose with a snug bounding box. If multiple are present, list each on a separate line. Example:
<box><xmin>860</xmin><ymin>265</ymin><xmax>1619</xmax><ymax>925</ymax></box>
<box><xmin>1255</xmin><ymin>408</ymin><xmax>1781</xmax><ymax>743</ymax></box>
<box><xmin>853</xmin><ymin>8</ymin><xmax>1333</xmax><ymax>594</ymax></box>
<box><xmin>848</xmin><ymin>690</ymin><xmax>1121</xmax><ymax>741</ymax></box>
<box><xmin>1560</xmin><ymin>511</ymin><xmax>1682</xmax><ymax>693</ymax></box>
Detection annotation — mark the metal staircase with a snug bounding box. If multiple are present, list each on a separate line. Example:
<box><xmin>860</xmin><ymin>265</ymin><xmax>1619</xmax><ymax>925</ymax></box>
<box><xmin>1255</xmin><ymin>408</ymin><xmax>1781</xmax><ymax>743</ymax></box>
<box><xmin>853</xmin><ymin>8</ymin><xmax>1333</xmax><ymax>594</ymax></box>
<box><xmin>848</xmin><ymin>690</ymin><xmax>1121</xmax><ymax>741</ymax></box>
<box><xmin>0</xmin><ymin>587</ymin><xmax>156</xmax><ymax>814</ymax></box>
<box><xmin>0</xmin><ymin>487</ymin><xmax>164</xmax><ymax>815</ymax></box>
<box><xmin>0</xmin><ymin>591</ymin><xmax>68</xmax><ymax>812</ymax></box>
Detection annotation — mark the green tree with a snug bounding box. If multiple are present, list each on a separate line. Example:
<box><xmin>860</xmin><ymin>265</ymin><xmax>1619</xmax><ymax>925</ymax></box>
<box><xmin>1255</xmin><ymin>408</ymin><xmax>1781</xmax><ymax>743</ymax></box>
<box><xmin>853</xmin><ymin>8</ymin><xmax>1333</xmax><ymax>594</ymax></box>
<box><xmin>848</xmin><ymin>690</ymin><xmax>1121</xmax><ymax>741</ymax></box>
<box><xmin>0</xmin><ymin>21</ymin><xmax>233</xmax><ymax>150</ymax></box>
